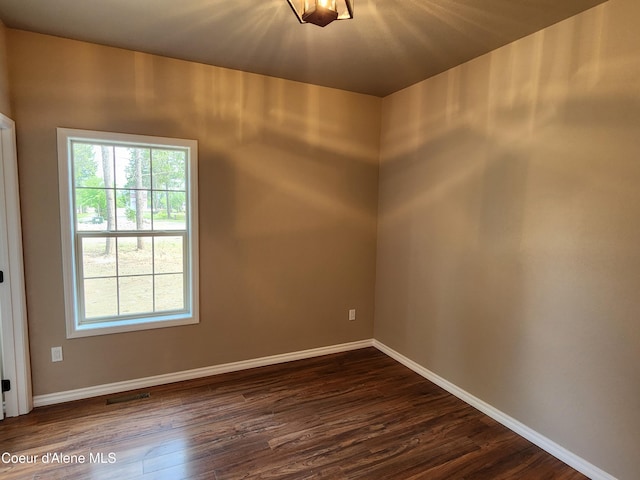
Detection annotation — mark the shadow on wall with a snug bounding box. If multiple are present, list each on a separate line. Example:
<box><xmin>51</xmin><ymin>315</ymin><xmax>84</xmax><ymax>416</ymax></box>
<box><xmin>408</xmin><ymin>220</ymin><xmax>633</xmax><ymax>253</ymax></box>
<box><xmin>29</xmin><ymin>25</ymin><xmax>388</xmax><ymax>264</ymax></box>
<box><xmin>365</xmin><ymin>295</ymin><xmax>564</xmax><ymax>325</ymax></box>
<box><xmin>15</xmin><ymin>26</ymin><xmax>380</xmax><ymax>396</ymax></box>
<box><xmin>100</xmin><ymin>55</ymin><xmax>379</xmax><ymax>348</ymax></box>
<box><xmin>375</xmin><ymin>2</ymin><xmax>640</xmax><ymax>478</ymax></box>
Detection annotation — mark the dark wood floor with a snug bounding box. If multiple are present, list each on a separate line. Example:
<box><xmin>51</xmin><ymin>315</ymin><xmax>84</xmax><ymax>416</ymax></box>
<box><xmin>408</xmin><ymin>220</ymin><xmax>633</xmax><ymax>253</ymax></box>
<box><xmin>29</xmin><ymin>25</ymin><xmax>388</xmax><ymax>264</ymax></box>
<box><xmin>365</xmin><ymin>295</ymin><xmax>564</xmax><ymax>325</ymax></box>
<box><xmin>1</xmin><ymin>348</ymin><xmax>586</xmax><ymax>480</ymax></box>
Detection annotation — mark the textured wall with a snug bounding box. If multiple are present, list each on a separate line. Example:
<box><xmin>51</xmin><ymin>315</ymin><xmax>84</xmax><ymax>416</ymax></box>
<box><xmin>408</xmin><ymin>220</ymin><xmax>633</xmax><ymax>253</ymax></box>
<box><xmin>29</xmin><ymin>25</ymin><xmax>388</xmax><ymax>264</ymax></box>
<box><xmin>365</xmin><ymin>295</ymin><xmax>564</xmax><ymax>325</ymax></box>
<box><xmin>375</xmin><ymin>0</ymin><xmax>640</xmax><ymax>478</ymax></box>
<box><xmin>8</xmin><ymin>30</ymin><xmax>380</xmax><ymax>396</ymax></box>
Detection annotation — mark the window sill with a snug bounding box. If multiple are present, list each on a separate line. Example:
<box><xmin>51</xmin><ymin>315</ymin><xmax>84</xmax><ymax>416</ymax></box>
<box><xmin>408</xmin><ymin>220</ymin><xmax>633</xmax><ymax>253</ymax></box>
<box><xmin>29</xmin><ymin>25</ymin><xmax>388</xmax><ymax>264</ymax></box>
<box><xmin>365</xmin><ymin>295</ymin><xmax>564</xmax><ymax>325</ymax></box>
<box><xmin>67</xmin><ymin>313</ymin><xmax>199</xmax><ymax>338</ymax></box>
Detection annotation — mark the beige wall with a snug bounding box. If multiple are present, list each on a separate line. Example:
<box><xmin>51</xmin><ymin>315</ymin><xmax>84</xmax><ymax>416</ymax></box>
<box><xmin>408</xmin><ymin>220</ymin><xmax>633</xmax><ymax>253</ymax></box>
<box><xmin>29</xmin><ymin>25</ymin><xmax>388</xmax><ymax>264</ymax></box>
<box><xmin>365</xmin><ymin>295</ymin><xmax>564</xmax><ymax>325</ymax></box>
<box><xmin>0</xmin><ymin>20</ymin><xmax>11</xmax><ymax>115</ymax></box>
<box><xmin>375</xmin><ymin>0</ymin><xmax>640</xmax><ymax>478</ymax></box>
<box><xmin>7</xmin><ymin>30</ymin><xmax>380</xmax><ymax>396</ymax></box>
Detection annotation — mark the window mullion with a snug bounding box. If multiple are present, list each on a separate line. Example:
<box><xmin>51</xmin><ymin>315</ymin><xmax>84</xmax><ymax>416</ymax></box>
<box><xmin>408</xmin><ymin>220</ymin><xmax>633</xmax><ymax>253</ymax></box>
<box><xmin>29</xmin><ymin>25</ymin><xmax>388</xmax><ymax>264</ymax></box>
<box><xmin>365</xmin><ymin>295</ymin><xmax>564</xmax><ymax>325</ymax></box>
<box><xmin>111</xmin><ymin>145</ymin><xmax>117</xmax><ymax>232</ymax></box>
<box><xmin>150</xmin><ymin>147</ymin><xmax>154</xmax><ymax>231</ymax></box>
<box><xmin>152</xmin><ymin>235</ymin><xmax>156</xmax><ymax>313</ymax></box>
<box><xmin>115</xmin><ymin>235</ymin><xmax>121</xmax><ymax>316</ymax></box>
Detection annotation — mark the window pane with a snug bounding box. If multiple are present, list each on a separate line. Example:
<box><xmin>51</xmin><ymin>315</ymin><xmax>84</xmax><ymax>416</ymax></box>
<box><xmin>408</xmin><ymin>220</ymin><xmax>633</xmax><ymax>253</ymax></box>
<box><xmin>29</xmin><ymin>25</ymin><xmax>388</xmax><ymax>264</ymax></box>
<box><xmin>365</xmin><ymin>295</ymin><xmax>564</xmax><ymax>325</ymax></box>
<box><xmin>82</xmin><ymin>237</ymin><xmax>116</xmax><ymax>278</ymax></box>
<box><xmin>104</xmin><ymin>189</ymin><xmax>117</xmax><ymax>232</ymax></box>
<box><xmin>73</xmin><ymin>142</ymin><xmax>101</xmax><ymax>189</ymax></box>
<box><xmin>118</xmin><ymin>237</ymin><xmax>152</xmax><ymax>276</ymax></box>
<box><xmin>154</xmin><ymin>236</ymin><xmax>184</xmax><ymax>274</ymax></box>
<box><xmin>115</xmin><ymin>147</ymin><xmax>151</xmax><ymax>189</ymax></box>
<box><xmin>152</xmin><ymin>149</ymin><xmax>186</xmax><ymax>191</ymax></box>
<box><xmin>155</xmin><ymin>274</ymin><xmax>184</xmax><ymax>312</ymax></box>
<box><xmin>75</xmin><ymin>188</ymin><xmax>108</xmax><ymax>231</ymax></box>
<box><xmin>152</xmin><ymin>192</ymin><xmax>186</xmax><ymax>230</ymax></box>
<box><xmin>119</xmin><ymin>276</ymin><xmax>154</xmax><ymax>315</ymax></box>
<box><xmin>83</xmin><ymin>277</ymin><xmax>118</xmax><ymax>319</ymax></box>
<box><xmin>116</xmin><ymin>189</ymin><xmax>151</xmax><ymax>231</ymax></box>
<box><xmin>98</xmin><ymin>145</ymin><xmax>115</xmax><ymax>188</ymax></box>
<box><xmin>72</xmin><ymin>143</ymin><xmax>115</xmax><ymax>188</ymax></box>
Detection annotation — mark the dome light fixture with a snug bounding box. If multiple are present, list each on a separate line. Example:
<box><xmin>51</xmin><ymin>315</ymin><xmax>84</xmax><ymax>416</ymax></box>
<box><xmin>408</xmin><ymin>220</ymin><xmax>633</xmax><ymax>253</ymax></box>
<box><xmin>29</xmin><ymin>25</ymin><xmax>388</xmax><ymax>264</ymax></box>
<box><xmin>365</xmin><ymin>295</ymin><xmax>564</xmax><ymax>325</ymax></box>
<box><xmin>286</xmin><ymin>0</ymin><xmax>354</xmax><ymax>28</ymax></box>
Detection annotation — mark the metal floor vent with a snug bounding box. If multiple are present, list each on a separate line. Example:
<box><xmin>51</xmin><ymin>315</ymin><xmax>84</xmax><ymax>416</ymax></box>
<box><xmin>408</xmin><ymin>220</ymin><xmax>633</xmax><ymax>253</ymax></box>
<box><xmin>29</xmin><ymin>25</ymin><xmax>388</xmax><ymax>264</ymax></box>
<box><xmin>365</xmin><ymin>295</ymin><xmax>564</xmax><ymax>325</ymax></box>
<box><xmin>106</xmin><ymin>392</ymin><xmax>150</xmax><ymax>405</ymax></box>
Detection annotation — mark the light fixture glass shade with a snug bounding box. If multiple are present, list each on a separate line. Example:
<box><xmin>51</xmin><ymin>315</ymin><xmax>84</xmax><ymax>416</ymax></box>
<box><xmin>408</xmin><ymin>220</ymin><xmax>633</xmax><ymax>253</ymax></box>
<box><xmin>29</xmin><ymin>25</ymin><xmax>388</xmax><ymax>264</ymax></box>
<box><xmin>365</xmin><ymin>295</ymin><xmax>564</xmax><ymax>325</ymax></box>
<box><xmin>287</xmin><ymin>0</ymin><xmax>354</xmax><ymax>27</ymax></box>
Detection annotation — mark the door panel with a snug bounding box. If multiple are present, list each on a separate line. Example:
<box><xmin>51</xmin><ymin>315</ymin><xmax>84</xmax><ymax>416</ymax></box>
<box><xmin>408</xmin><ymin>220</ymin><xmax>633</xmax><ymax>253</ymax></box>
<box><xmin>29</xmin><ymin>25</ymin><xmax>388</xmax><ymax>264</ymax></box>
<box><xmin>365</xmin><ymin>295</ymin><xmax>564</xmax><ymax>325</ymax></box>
<box><xmin>0</xmin><ymin>127</ymin><xmax>8</xmax><ymax>420</ymax></box>
<box><xmin>1</xmin><ymin>125</ymin><xmax>8</xmax><ymax>420</ymax></box>
<box><xmin>0</xmin><ymin>114</ymin><xmax>32</xmax><ymax>417</ymax></box>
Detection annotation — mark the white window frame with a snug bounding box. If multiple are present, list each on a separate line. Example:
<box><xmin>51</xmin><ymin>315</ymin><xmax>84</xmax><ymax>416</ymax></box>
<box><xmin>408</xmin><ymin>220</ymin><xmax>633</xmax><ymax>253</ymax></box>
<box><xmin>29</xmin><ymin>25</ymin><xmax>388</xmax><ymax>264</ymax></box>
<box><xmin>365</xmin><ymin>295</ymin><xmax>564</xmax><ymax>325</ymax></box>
<box><xmin>57</xmin><ymin>128</ymin><xmax>199</xmax><ymax>338</ymax></box>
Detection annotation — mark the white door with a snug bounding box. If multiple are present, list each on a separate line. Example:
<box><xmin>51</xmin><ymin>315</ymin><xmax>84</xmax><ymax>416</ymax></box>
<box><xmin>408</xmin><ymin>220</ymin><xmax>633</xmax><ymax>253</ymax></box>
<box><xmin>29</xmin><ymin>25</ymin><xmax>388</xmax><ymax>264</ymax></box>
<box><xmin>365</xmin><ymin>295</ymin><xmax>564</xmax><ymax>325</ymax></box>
<box><xmin>0</xmin><ymin>123</ymin><xmax>8</xmax><ymax>419</ymax></box>
<box><xmin>0</xmin><ymin>113</ymin><xmax>32</xmax><ymax>418</ymax></box>
<box><xmin>0</xmin><ymin>260</ymin><xmax>4</xmax><ymax>419</ymax></box>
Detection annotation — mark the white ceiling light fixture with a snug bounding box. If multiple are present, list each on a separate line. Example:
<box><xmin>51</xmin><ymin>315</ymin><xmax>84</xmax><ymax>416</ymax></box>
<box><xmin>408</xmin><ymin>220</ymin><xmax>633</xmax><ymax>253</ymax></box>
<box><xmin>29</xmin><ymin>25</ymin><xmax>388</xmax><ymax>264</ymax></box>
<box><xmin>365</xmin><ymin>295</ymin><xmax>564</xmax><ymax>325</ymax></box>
<box><xmin>287</xmin><ymin>0</ymin><xmax>354</xmax><ymax>28</ymax></box>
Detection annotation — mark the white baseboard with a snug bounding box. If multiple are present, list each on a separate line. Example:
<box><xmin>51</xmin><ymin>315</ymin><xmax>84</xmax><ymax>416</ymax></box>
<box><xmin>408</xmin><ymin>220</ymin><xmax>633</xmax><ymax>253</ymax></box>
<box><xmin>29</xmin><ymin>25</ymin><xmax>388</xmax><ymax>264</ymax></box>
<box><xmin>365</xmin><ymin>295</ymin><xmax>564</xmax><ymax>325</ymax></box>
<box><xmin>32</xmin><ymin>337</ymin><xmax>615</xmax><ymax>480</ymax></box>
<box><xmin>372</xmin><ymin>340</ymin><xmax>617</xmax><ymax>480</ymax></box>
<box><xmin>33</xmin><ymin>339</ymin><xmax>374</xmax><ymax>408</ymax></box>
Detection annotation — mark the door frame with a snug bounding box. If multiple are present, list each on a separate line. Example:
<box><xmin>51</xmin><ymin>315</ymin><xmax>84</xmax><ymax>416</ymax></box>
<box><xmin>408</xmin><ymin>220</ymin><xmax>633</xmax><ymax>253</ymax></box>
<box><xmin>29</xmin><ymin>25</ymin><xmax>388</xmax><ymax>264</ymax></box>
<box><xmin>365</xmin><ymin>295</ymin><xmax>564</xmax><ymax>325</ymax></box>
<box><xmin>0</xmin><ymin>112</ymin><xmax>32</xmax><ymax>417</ymax></box>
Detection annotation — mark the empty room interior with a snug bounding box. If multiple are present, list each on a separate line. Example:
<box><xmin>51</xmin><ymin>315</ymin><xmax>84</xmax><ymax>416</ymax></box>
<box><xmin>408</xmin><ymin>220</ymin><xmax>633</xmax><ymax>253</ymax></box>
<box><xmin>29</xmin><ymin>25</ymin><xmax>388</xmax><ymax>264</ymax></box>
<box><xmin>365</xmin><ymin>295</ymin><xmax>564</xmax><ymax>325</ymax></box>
<box><xmin>0</xmin><ymin>0</ymin><xmax>638</xmax><ymax>479</ymax></box>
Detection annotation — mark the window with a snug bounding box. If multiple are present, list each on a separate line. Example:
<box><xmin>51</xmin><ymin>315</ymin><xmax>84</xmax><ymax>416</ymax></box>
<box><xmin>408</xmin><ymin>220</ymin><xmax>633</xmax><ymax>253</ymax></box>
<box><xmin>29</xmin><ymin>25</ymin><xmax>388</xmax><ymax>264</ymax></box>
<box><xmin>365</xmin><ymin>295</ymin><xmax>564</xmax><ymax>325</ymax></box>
<box><xmin>57</xmin><ymin>129</ymin><xmax>198</xmax><ymax>337</ymax></box>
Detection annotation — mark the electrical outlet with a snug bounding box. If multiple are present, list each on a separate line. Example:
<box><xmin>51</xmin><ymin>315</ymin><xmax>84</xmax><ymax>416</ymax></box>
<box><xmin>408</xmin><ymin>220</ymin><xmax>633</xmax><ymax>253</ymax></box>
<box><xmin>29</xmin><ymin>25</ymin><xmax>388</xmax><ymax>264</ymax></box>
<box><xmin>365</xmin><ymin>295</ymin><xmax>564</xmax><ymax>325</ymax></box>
<box><xmin>348</xmin><ymin>309</ymin><xmax>356</xmax><ymax>321</ymax></box>
<box><xmin>51</xmin><ymin>346</ymin><xmax>63</xmax><ymax>362</ymax></box>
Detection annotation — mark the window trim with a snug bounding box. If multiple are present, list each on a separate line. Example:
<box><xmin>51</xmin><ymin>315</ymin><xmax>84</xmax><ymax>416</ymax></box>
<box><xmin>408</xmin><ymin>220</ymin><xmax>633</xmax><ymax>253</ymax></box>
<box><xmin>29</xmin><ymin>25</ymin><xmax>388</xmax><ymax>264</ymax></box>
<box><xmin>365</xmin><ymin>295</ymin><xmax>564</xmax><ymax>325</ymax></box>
<box><xmin>57</xmin><ymin>128</ymin><xmax>199</xmax><ymax>338</ymax></box>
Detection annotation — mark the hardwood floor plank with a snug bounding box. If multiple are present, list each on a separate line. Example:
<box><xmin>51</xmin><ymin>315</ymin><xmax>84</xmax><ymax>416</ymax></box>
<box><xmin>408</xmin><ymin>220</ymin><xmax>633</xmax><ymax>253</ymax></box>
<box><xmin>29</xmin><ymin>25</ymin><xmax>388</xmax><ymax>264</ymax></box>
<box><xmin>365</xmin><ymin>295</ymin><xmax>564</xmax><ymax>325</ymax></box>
<box><xmin>0</xmin><ymin>348</ymin><xmax>587</xmax><ymax>479</ymax></box>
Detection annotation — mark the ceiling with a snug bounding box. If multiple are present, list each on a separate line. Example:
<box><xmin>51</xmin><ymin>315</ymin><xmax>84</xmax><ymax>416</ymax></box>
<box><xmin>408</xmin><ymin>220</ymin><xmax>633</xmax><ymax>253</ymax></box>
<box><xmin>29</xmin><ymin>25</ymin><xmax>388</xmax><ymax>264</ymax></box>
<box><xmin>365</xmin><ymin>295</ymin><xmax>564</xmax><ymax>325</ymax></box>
<box><xmin>0</xmin><ymin>0</ymin><xmax>607</xmax><ymax>97</ymax></box>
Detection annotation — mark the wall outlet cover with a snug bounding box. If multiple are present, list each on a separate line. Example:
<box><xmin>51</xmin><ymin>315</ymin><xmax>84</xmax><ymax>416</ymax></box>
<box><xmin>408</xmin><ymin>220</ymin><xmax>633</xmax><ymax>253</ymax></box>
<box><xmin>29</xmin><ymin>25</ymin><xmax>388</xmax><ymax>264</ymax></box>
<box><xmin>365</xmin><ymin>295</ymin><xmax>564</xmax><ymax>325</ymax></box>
<box><xmin>51</xmin><ymin>346</ymin><xmax>63</xmax><ymax>362</ymax></box>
